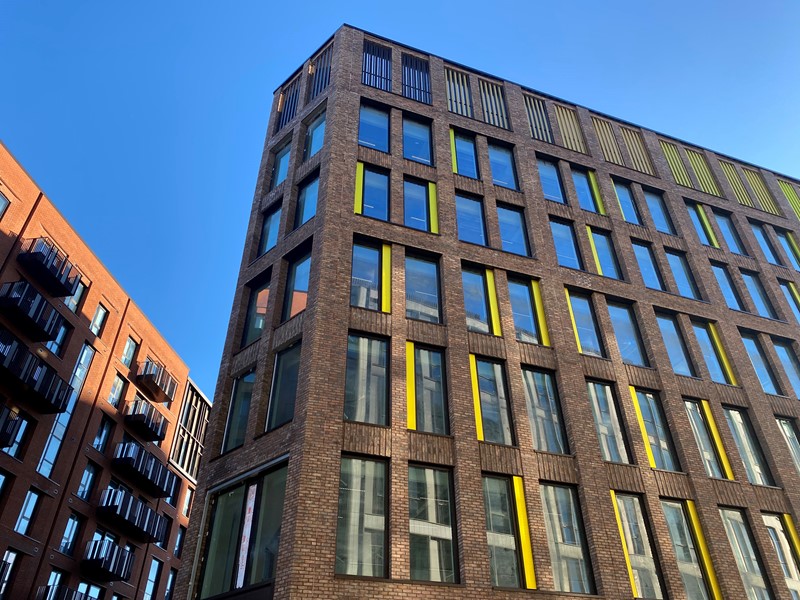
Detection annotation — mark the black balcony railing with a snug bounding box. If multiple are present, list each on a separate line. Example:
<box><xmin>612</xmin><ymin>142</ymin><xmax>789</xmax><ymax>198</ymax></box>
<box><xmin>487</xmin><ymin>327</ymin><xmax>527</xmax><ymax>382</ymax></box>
<box><xmin>35</xmin><ymin>585</ymin><xmax>98</xmax><ymax>600</ymax></box>
<box><xmin>0</xmin><ymin>280</ymin><xmax>67</xmax><ymax>342</ymax></box>
<box><xmin>0</xmin><ymin>325</ymin><xmax>72</xmax><ymax>413</ymax></box>
<box><xmin>124</xmin><ymin>397</ymin><xmax>167</xmax><ymax>441</ymax></box>
<box><xmin>97</xmin><ymin>487</ymin><xmax>168</xmax><ymax>543</ymax></box>
<box><xmin>112</xmin><ymin>442</ymin><xmax>178</xmax><ymax>498</ymax></box>
<box><xmin>0</xmin><ymin>404</ymin><xmax>22</xmax><ymax>447</ymax></box>
<box><xmin>17</xmin><ymin>237</ymin><xmax>79</xmax><ymax>297</ymax></box>
<box><xmin>137</xmin><ymin>359</ymin><xmax>177</xmax><ymax>404</ymax></box>
<box><xmin>81</xmin><ymin>538</ymin><xmax>133</xmax><ymax>581</ymax></box>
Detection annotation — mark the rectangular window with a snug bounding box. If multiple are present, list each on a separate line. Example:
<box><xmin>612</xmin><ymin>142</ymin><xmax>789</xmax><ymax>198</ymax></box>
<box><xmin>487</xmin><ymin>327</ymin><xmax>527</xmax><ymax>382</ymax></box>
<box><xmin>121</xmin><ymin>336</ymin><xmax>138</xmax><ymax>368</ymax></box>
<box><xmin>89</xmin><ymin>304</ymin><xmax>108</xmax><ymax>336</ymax></box>
<box><xmin>523</xmin><ymin>93</ymin><xmax>553</xmax><ymax>143</ymax></box>
<box><xmin>241</xmin><ymin>278</ymin><xmax>270</xmax><ymax>347</ymax></box>
<box><xmin>2</xmin><ymin>414</ymin><xmax>28</xmax><ymax>458</ymax></box>
<box><xmin>445</xmin><ymin>67</ymin><xmax>473</xmax><ymax>117</ymax></box>
<box><xmin>451</xmin><ymin>131</ymin><xmax>479</xmax><ymax>178</ymax></box>
<box><xmin>358</xmin><ymin>105</ymin><xmax>389</xmax><ymax>152</ymax></box>
<box><xmin>471</xmin><ymin>356</ymin><xmax>514</xmax><ymax>445</ymax></box>
<box><xmin>165</xmin><ymin>568</ymin><xmax>178</xmax><ymax>600</ymax></box>
<box><xmin>541</xmin><ymin>484</ymin><xmax>594</xmax><ymax>593</ymax></box>
<box><xmin>407</xmin><ymin>343</ymin><xmax>448</xmax><ymax>434</ymax></box>
<box><xmin>462</xmin><ymin>268</ymin><xmax>500</xmax><ymax>335</ymax></box>
<box><xmin>607</xmin><ymin>303</ymin><xmax>648</xmax><ymax>366</ymax></box>
<box><xmin>65</xmin><ymin>280</ymin><xmax>86</xmax><ymax>313</ymax></box>
<box><xmin>282</xmin><ymin>252</ymin><xmax>311</xmax><ymax>321</ymax></box>
<box><xmin>711</xmin><ymin>263</ymin><xmax>744</xmax><ymax>310</ymax></box>
<box><xmin>405</xmin><ymin>255</ymin><xmax>441</xmax><ymax>323</ymax></box>
<box><xmin>508</xmin><ymin>279</ymin><xmax>547</xmax><ymax>344</ymax></box>
<box><xmin>403</xmin><ymin>117</ymin><xmax>432</xmax><ymax>165</ymax></box>
<box><xmin>573</xmin><ymin>168</ymin><xmax>603</xmax><ymax>213</ymax></box>
<box><xmin>752</xmin><ymin>223</ymin><xmax>782</xmax><ymax>265</ymax></box>
<box><xmin>107</xmin><ymin>374</ymin><xmax>126</xmax><ymax>409</ymax></box>
<box><xmin>294</xmin><ymin>175</ymin><xmax>319</xmax><ymax>228</ymax></box>
<box><xmin>351</xmin><ymin>243</ymin><xmax>389</xmax><ymax>313</ymax></box>
<box><xmin>408</xmin><ymin>466</ymin><xmax>456</xmax><ymax>582</ymax></box>
<box><xmin>715</xmin><ymin>212</ymin><xmax>746</xmax><ymax>255</ymax></box>
<box><xmin>724</xmin><ymin>407</ymin><xmax>773</xmax><ymax>485</ymax></box>
<box><xmin>631</xmin><ymin>388</ymin><xmax>678</xmax><ymax>470</ymax></box>
<box><xmin>741</xmin><ymin>332</ymin><xmax>780</xmax><ymax>395</ymax></box>
<box><xmin>76</xmin><ymin>462</ymin><xmax>97</xmax><ymax>500</ymax></box>
<box><xmin>684</xmin><ymin>399</ymin><xmax>732</xmax><ymax>479</ymax></box>
<box><xmin>661</xmin><ymin>500</ymin><xmax>715</xmax><ymax>600</ymax></box>
<box><xmin>14</xmin><ymin>489</ymin><xmax>40</xmax><ymax>535</ymax></box>
<box><xmin>222</xmin><ymin>371</ymin><xmax>254</xmax><ymax>453</ymax></box>
<box><xmin>780</xmin><ymin>280</ymin><xmax>800</xmax><ymax>324</ymax></box>
<box><xmin>538</xmin><ymin>158</ymin><xmax>565</xmax><ymax>203</ymax></box>
<box><xmin>633</xmin><ymin>241</ymin><xmax>665</xmax><ymax>291</ymax></box>
<box><xmin>0</xmin><ymin>549</ymin><xmax>17</xmax><ymax>599</ymax></box>
<box><xmin>269</xmin><ymin>141</ymin><xmax>291</xmax><ymax>191</ymax></box>
<box><xmin>344</xmin><ymin>335</ymin><xmax>388</xmax><ymax>426</ymax></box>
<box><xmin>741</xmin><ymin>271</ymin><xmax>777</xmax><ymax>318</ymax></box>
<box><xmin>566</xmin><ymin>291</ymin><xmax>604</xmax><ymax>357</ymax></box>
<box><xmin>59</xmin><ymin>513</ymin><xmax>82</xmax><ymax>555</ymax></box>
<box><xmin>479</xmin><ymin>79</ymin><xmax>509</xmax><ymax>129</ymax></box>
<box><xmin>174</xmin><ymin>525</ymin><xmax>186</xmax><ymax>558</ymax></box>
<box><xmin>266</xmin><ymin>343</ymin><xmax>301</xmax><ymax>431</ymax></box>
<box><xmin>762</xmin><ymin>514</ymin><xmax>800</xmax><ymax>598</ymax></box>
<box><xmin>488</xmin><ymin>144</ymin><xmax>517</xmax><ymax>189</ymax></box>
<box><xmin>777</xmin><ymin>418</ymin><xmax>800</xmax><ymax>474</ymax></box>
<box><xmin>401</xmin><ymin>54</ymin><xmax>431</xmax><ymax>104</ymax></box>
<box><xmin>522</xmin><ymin>368</ymin><xmax>567</xmax><ymax>454</ymax></box>
<box><xmin>92</xmin><ymin>416</ymin><xmax>113</xmax><ymax>453</ymax></box>
<box><xmin>404</xmin><ymin>179</ymin><xmax>438</xmax><ymax>233</ymax></box>
<box><xmin>776</xmin><ymin>230</ymin><xmax>800</xmax><ymax>271</ymax></box>
<box><xmin>483</xmin><ymin>475</ymin><xmax>535</xmax><ymax>588</ymax></box>
<box><xmin>588</xmin><ymin>227</ymin><xmax>622</xmax><ymax>279</ymax></box>
<box><xmin>45</xmin><ymin>321</ymin><xmax>69</xmax><ymax>356</ymax></box>
<box><xmin>362</xmin><ymin>40</ymin><xmax>391</xmax><ymax>91</ymax></box>
<box><xmin>355</xmin><ymin>164</ymin><xmax>389</xmax><ymax>221</ymax></box>
<box><xmin>612</xmin><ymin>492</ymin><xmax>664</xmax><ymax>599</ymax></box>
<box><xmin>259</xmin><ymin>205</ymin><xmax>281</xmax><ymax>256</ymax></box>
<box><xmin>497</xmin><ymin>204</ymin><xmax>529</xmax><ymax>256</ymax></box>
<box><xmin>775</xmin><ymin>339</ymin><xmax>800</xmax><ymax>398</ymax></box>
<box><xmin>142</xmin><ymin>558</ymin><xmax>162</xmax><ymax>600</ymax></box>
<box><xmin>182</xmin><ymin>487</ymin><xmax>193</xmax><ymax>517</ymax></box>
<box><xmin>335</xmin><ymin>457</ymin><xmax>386</xmax><ymax>577</ymax></box>
<box><xmin>692</xmin><ymin>321</ymin><xmax>736</xmax><ymax>385</ymax></box>
<box><xmin>644</xmin><ymin>190</ymin><xmax>675</xmax><ymax>234</ymax></box>
<box><xmin>587</xmin><ymin>381</ymin><xmax>629</xmax><ymax>463</ymax></box>
<box><xmin>687</xmin><ymin>203</ymin><xmax>719</xmax><ymax>247</ymax></box>
<box><xmin>615</xmin><ymin>181</ymin><xmax>642</xmax><ymax>225</ymax></box>
<box><xmin>303</xmin><ymin>110</ymin><xmax>326</xmax><ymax>161</ymax></box>
<box><xmin>720</xmin><ymin>509</ymin><xmax>772</xmax><ymax>599</ymax></box>
<box><xmin>550</xmin><ymin>220</ymin><xmax>583</xmax><ymax>270</ymax></box>
<box><xmin>666</xmin><ymin>250</ymin><xmax>701</xmax><ymax>300</ymax></box>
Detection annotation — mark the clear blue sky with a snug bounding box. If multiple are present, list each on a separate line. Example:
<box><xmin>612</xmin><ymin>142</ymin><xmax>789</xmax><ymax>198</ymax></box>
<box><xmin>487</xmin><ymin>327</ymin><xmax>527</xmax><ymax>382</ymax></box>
<box><xmin>1</xmin><ymin>1</ymin><xmax>798</xmax><ymax>396</ymax></box>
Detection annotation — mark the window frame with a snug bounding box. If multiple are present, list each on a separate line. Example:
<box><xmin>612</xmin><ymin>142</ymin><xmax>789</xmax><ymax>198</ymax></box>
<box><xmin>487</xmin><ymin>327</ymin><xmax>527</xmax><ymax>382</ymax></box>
<box><xmin>357</xmin><ymin>103</ymin><xmax>390</xmax><ymax>153</ymax></box>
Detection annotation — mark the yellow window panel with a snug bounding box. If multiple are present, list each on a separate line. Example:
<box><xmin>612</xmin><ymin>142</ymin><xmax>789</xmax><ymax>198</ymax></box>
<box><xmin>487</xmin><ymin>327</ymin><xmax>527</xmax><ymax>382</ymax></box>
<box><xmin>660</xmin><ymin>140</ymin><xmax>693</xmax><ymax>188</ymax></box>
<box><xmin>555</xmin><ymin>105</ymin><xmax>587</xmax><ymax>154</ymax></box>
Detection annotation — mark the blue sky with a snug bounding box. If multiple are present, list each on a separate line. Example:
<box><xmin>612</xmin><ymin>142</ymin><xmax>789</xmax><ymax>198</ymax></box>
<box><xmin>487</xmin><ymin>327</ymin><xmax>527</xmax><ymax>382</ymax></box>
<box><xmin>1</xmin><ymin>1</ymin><xmax>798</xmax><ymax>396</ymax></box>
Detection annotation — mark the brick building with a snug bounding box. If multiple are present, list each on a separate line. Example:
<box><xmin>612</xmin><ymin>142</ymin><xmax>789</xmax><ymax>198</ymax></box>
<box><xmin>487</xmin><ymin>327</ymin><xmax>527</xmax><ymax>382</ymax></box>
<box><xmin>0</xmin><ymin>143</ymin><xmax>210</xmax><ymax>600</ymax></box>
<box><xmin>179</xmin><ymin>24</ymin><xmax>800</xmax><ymax>600</ymax></box>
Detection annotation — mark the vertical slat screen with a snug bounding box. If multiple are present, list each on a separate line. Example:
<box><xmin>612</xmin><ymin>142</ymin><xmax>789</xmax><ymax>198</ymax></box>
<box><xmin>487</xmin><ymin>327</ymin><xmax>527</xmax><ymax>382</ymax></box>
<box><xmin>362</xmin><ymin>40</ymin><xmax>392</xmax><ymax>91</ymax></box>
<box><xmin>479</xmin><ymin>79</ymin><xmax>509</xmax><ymax>129</ymax></box>
<box><xmin>743</xmin><ymin>168</ymin><xmax>780</xmax><ymax>215</ymax></box>
<box><xmin>620</xmin><ymin>126</ymin><xmax>654</xmax><ymax>175</ymax></box>
<box><xmin>686</xmin><ymin>149</ymin><xmax>721</xmax><ymax>196</ymax></box>
<box><xmin>308</xmin><ymin>43</ymin><xmax>333</xmax><ymax>101</ymax></box>
<box><xmin>401</xmin><ymin>53</ymin><xmax>431</xmax><ymax>104</ymax></box>
<box><xmin>445</xmin><ymin>67</ymin><xmax>473</xmax><ymax>117</ymax></box>
<box><xmin>778</xmin><ymin>180</ymin><xmax>800</xmax><ymax>221</ymax></box>
<box><xmin>555</xmin><ymin>105</ymin><xmax>587</xmax><ymax>154</ymax></box>
<box><xmin>276</xmin><ymin>76</ymin><xmax>301</xmax><ymax>132</ymax></box>
<box><xmin>660</xmin><ymin>140</ymin><xmax>693</xmax><ymax>188</ymax></box>
<box><xmin>592</xmin><ymin>117</ymin><xmax>623</xmax><ymax>165</ymax></box>
<box><xmin>523</xmin><ymin>94</ymin><xmax>553</xmax><ymax>143</ymax></box>
<box><xmin>719</xmin><ymin>160</ymin><xmax>753</xmax><ymax>207</ymax></box>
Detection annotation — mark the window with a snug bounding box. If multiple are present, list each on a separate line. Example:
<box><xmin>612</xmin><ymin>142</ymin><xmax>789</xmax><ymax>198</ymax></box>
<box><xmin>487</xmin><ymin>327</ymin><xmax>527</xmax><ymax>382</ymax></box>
<box><xmin>715</xmin><ymin>211</ymin><xmax>746</xmax><ymax>254</ymax></box>
<box><xmin>482</xmin><ymin>476</ymin><xmax>522</xmax><ymax>587</ymax></box>
<box><xmin>402</xmin><ymin>54</ymin><xmax>431</xmax><ymax>103</ymax></box>
<box><xmin>497</xmin><ymin>204</ymin><xmax>530</xmax><ymax>256</ymax></box>
<box><xmin>76</xmin><ymin>462</ymin><xmax>98</xmax><ymax>500</ymax></box>
<box><xmin>741</xmin><ymin>271</ymin><xmax>777</xmax><ymax>318</ymax></box>
<box><xmin>65</xmin><ymin>280</ymin><xmax>86</xmax><ymax>313</ymax></box>
<box><xmin>358</xmin><ymin>104</ymin><xmax>389</xmax><ymax>152</ymax></box>
<box><xmin>588</xmin><ymin>228</ymin><xmax>622</xmax><ymax>279</ymax></box>
<box><xmin>480</xmin><ymin>79</ymin><xmax>509</xmax><ymax>128</ymax></box>
<box><xmin>455</xmin><ymin>194</ymin><xmax>486</xmax><ymax>245</ymax></box>
<box><xmin>712</xmin><ymin>263</ymin><xmax>744</xmax><ymax>310</ymax></box>
<box><xmin>488</xmin><ymin>144</ymin><xmax>518</xmax><ymax>189</ymax></box>
<box><xmin>687</xmin><ymin>203</ymin><xmax>718</xmax><ymax>247</ymax></box>
<box><xmin>720</xmin><ymin>509</ymin><xmax>772</xmax><ymax>599</ymax></box>
<box><xmin>472</xmin><ymin>357</ymin><xmax>514</xmax><ymax>445</ymax></box>
<box><xmin>615</xmin><ymin>180</ymin><xmax>641</xmax><ymax>225</ymax></box>
<box><xmin>222</xmin><ymin>370</ymin><xmax>254</xmax><ymax>452</ymax></box>
<box><xmin>777</xmin><ymin>418</ymin><xmax>800</xmax><ymax>474</ymax></box>
<box><xmin>587</xmin><ymin>381</ymin><xmax>629</xmax><ymax>463</ymax></box>
<box><xmin>182</xmin><ymin>488</ymin><xmax>193</xmax><ymax>517</ymax></box>
<box><xmin>259</xmin><ymin>205</ymin><xmax>281</xmax><ymax>256</ymax></box>
<box><xmin>780</xmin><ymin>281</ymin><xmax>800</xmax><ymax>324</ymax></box>
<box><xmin>775</xmin><ymin>339</ymin><xmax>800</xmax><ymax>398</ymax></box>
<box><xmin>142</xmin><ymin>557</ymin><xmax>162</xmax><ymax>600</ymax></box>
<box><xmin>45</xmin><ymin>569</ymin><xmax>65</xmax><ymax>595</ymax></box>
<box><xmin>409</xmin><ymin>466</ymin><xmax>456</xmax><ymax>582</ymax></box>
<box><xmin>356</xmin><ymin>164</ymin><xmax>389</xmax><ymax>221</ymax></box>
<box><xmin>408</xmin><ymin>344</ymin><xmax>448</xmax><ymax>435</ymax></box>
<box><xmin>165</xmin><ymin>568</ymin><xmax>178</xmax><ymax>600</ymax></box>
<box><xmin>344</xmin><ymin>335</ymin><xmax>388</xmax><ymax>426</ymax></box>
<box><xmin>2</xmin><ymin>413</ymin><xmax>28</xmax><ymax>458</ymax></box>
<box><xmin>632</xmin><ymin>241</ymin><xmax>665</xmax><ymax>290</ymax></box>
<box><xmin>269</xmin><ymin>141</ymin><xmax>291</xmax><ymax>190</ymax></box>
<box><xmin>777</xmin><ymin>230</ymin><xmax>800</xmax><ymax>271</ymax></box>
<box><xmin>89</xmin><ymin>304</ymin><xmax>108</xmax><ymax>336</ymax></box>
<box><xmin>174</xmin><ymin>525</ymin><xmax>186</xmax><ymax>558</ymax></box>
<box><xmin>45</xmin><ymin>322</ymin><xmax>69</xmax><ymax>356</ymax></box>
<box><xmin>351</xmin><ymin>243</ymin><xmax>386</xmax><ymax>312</ymax></box>
<box><xmin>612</xmin><ymin>493</ymin><xmax>664</xmax><ymax>599</ymax></box>
<box><xmin>724</xmin><ymin>407</ymin><xmax>773</xmax><ymax>485</ymax></box>
<box><xmin>762</xmin><ymin>514</ymin><xmax>800</xmax><ymax>599</ymax></box>
<box><xmin>607</xmin><ymin>303</ymin><xmax>648</xmax><ymax>366</ymax></box>
<box><xmin>59</xmin><ymin>513</ymin><xmax>82</xmax><ymax>555</ymax></box>
<box><xmin>566</xmin><ymin>291</ymin><xmax>604</xmax><ymax>357</ymax></box>
<box><xmin>14</xmin><ymin>489</ymin><xmax>40</xmax><ymax>535</ymax></box>
<box><xmin>550</xmin><ymin>220</ymin><xmax>583</xmax><ymax>270</ymax></box>
<box><xmin>656</xmin><ymin>314</ymin><xmax>695</xmax><ymax>376</ymax></box>
<box><xmin>632</xmin><ymin>389</ymin><xmax>678</xmax><ymax>470</ymax></box>
<box><xmin>76</xmin><ymin>582</ymin><xmax>102</xmax><ymax>600</ymax></box>
<box><xmin>684</xmin><ymin>399</ymin><xmax>730</xmax><ymax>479</ymax></box>
<box><xmin>107</xmin><ymin>374</ymin><xmax>126</xmax><ymax>408</ymax></box>
<box><xmin>199</xmin><ymin>464</ymin><xmax>287</xmax><ymax>597</ymax></box>
<box><xmin>404</xmin><ymin>179</ymin><xmax>437</xmax><ymax>232</ymax></box>
<box><xmin>0</xmin><ymin>550</ymin><xmax>17</xmax><ymax>599</ymax></box>
<box><xmin>741</xmin><ymin>332</ymin><xmax>780</xmax><ymax>395</ymax></box>
<box><xmin>522</xmin><ymin>368</ymin><xmax>567</xmax><ymax>454</ymax></box>
<box><xmin>121</xmin><ymin>336</ymin><xmax>138</xmax><ymax>367</ymax></box>
<box><xmin>241</xmin><ymin>278</ymin><xmax>270</xmax><ymax>347</ymax></box>
<box><xmin>335</xmin><ymin>457</ymin><xmax>386</xmax><ymax>577</ymax></box>
<box><xmin>666</xmin><ymin>250</ymin><xmax>701</xmax><ymax>299</ymax></box>
<box><xmin>692</xmin><ymin>321</ymin><xmax>735</xmax><ymax>385</ymax></box>
<box><xmin>462</xmin><ymin>268</ymin><xmax>499</xmax><ymax>335</ymax></box>
<box><xmin>661</xmin><ymin>500</ymin><xmax>714</xmax><ymax>600</ymax></box>
<box><xmin>538</xmin><ymin>158</ymin><xmax>565</xmax><ymax>203</ymax></box>
<box><xmin>406</xmin><ymin>255</ymin><xmax>441</xmax><ymax>323</ymax></box>
<box><xmin>752</xmin><ymin>222</ymin><xmax>782</xmax><ymax>265</ymax></box>
<box><xmin>446</xmin><ymin>68</ymin><xmax>473</xmax><ymax>117</ymax></box>
<box><xmin>362</xmin><ymin>40</ymin><xmax>391</xmax><ymax>91</ymax></box>
<box><xmin>266</xmin><ymin>343</ymin><xmax>301</xmax><ymax>431</ymax></box>
<box><xmin>644</xmin><ymin>190</ymin><xmax>675</xmax><ymax>234</ymax></box>
<box><xmin>508</xmin><ymin>279</ymin><xmax>545</xmax><ymax>344</ymax></box>
<box><xmin>541</xmin><ymin>484</ymin><xmax>594</xmax><ymax>594</ymax></box>
<box><xmin>282</xmin><ymin>252</ymin><xmax>311</xmax><ymax>321</ymax></box>
<box><xmin>92</xmin><ymin>416</ymin><xmax>113</xmax><ymax>453</ymax></box>
<box><xmin>451</xmin><ymin>131</ymin><xmax>478</xmax><ymax>179</ymax></box>
<box><xmin>303</xmin><ymin>110</ymin><xmax>325</xmax><ymax>161</ymax></box>
<box><xmin>294</xmin><ymin>175</ymin><xmax>319</xmax><ymax>228</ymax></box>
<box><xmin>573</xmin><ymin>168</ymin><xmax>602</xmax><ymax>212</ymax></box>
<box><xmin>403</xmin><ymin>118</ymin><xmax>432</xmax><ymax>165</ymax></box>
<box><xmin>0</xmin><ymin>191</ymin><xmax>8</xmax><ymax>218</ymax></box>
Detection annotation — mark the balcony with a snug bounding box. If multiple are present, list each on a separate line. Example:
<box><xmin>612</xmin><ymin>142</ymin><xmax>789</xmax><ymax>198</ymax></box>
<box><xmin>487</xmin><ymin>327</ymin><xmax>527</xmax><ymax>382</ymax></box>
<box><xmin>17</xmin><ymin>238</ymin><xmax>79</xmax><ymax>297</ymax></box>
<box><xmin>124</xmin><ymin>396</ymin><xmax>167</xmax><ymax>441</ymax></box>
<box><xmin>0</xmin><ymin>404</ymin><xmax>22</xmax><ymax>447</ymax></box>
<box><xmin>137</xmin><ymin>359</ymin><xmax>177</xmax><ymax>404</ymax></box>
<box><xmin>112</xmin><ymin>442</ymin><xmax>178</xmax><ymax>498</ymax></box>
<box><xmin>81</xmin><ymin>538</ymin><xmax>133</xmax><ymax>581</ymax></box>
<box><xmin>96</xmin><ymin>487</ymin><xmax>168</xmax><ymax>543</ymax></box>
<box><xmin>0</xmin><ymin>280</ymin><xmax>66</xmax><ymax>341</ymax></box>
<box><xmin>0</xmin><ymin>325</ymin><xmax>72</xmax><ymax>413</ymax></box>
<box><xmin>36</xmin><ymin>585</ymin><xmax>99</xmax><ymax>600</ymax></box>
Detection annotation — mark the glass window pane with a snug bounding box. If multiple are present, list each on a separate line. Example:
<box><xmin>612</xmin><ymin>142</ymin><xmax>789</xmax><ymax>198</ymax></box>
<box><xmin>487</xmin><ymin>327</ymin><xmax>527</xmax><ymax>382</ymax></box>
<box><xmin>712</xmin><ymin>264</ymin><xmax>743</xmax><ymax>310</ymax></box>
<box><xmin>247</xmin><ymin>466</ymin><xmax>288</xmax><ymax>585</ymax></box>
<box><xmin>752</xmin><ymin>223</ymin><xmax>781</xmax><ymax>266</ymax></box>
<box><xmin>692</xmin><ymin>322</ymin><xmax>731</xmax><ymax>384</ymax></box>
<box><xmin>294</xmin><ymin>176</ymin><xmax>319</xmax><ymax>228</ymax></box>
<box><xmin>404</xmin><ymin>180</ymin><xmax>430</xmax><ymax>231</ymax></box>
<box><xmin>223</xmin><ymin>371</ymin><xmax>254</xmax><ymax>452</ymax></box>
<box><xmin>719</xmin><ymin>509</ymin><xmax>772</xmax><ymax>599</ymax></box>
<box><xmin>688</xmin><ymin>204</ymin><xmax>715</xmax><ymax>246</ymax></box>
<box><xmin>587</xmin><ymin>381</ymin><xmax>629</xmax><ymax>463</ymax></box>
<box><xmin>462</xmin><ymin>270</ymin><xmax>490</xmax><ymax>334</ymax></box>
<box><xmin>776</xmin><ymin>231</ymin><xmax>800</xmax><ymax>271</ymax></box>
<box><xmin>615</xmin><ymin>181</ymin><xmax>641</xmax><ymax>225</ymax></box>
<box><xmin>454</xmin><ymin>133</ymin><xmax>478</xmax><ymax>178</ymax></box>
<box><xmin>777</xmin><ymin>418</ymin><xmax>800</xmax><ymax>475</ymax></box>
<box><xmin>541</xmin><ymin>484</ymin><xmax>594</xmax><ymax>593</ymax></box>
<box><xmin>615</xmin><ymin>494</ymin><xmax>664</xmax><ymax>599</ymax></box>
<box><xmin>508</xmin><ymin>280</ymin><xmax>539</xmax><ymax>344</ymax></box>
<box><xmin>282</xmin><ymin>253</ymin><xmax>311</xmax><ymax>321</ymax></box>
<box><xmin>414</xmin><ymin>347</ymin><xmax>448</xmax><ymax>435</ymax></box>
<box><xmin>483</xmin><ymin>476</ymin><xmax>520</xmax><ymax>587</ymax></box>
<box><xmin>476</xmin><ymin>359</ymin><xmax>514</xmax><ymax>445</ymax></box>
<box><xmin>569</xmin><ymin>293</ymin><xmax>604</xmax><ymax>357</ymax></box>
<box><xmin>538</xmin><ymin>159</ymin><xmax>565</xmax><ymax>203</ymax></box>
<box><xmin>742</xmin><ymin>272</ymin><xmax>776</xmax><ymax>318</ymax></box>
<box><xmin>358</xmin><ymin>105</ymin><xmax>389</xmax><ymax>152</ymax></box>
<box><xmin>656</xmin><ymin>314</ymin><xmax>695</xmax><ymax>376</ymax></box>
<box><xmin>406</xmin><ymin>256</ymin><xmax>441</xmax><ymax>323</ymax></box>
<box><xmin>633</xmin><ymin>242</ymin><xmax>665</xmax><ymax>291</ymax></box>
<box><xmin>497</xmin><ymin>205</ymin><xmax>530</xmax><ymax>256</ymax></box>
<box><xmin>200</xmin><ymin>484</ymin><xmax>245</xmax><ymax>597</ymax></box>
<box><xmin>666</xmin><ymin>251</ymin><xmax>700</xmax><ymax>299</ymax></box>
<box><xmin>684</xmin><ymin>400</ymin><xmax>723</xmax><ymax>478</ymax></box>
<box><xmin>724</xmin><ymin>407</ymin><xmax>773</xmax><ymax>486</ymax></box>
<box><xmin>344</xmin><ymin>335</ymin><xmax>388</xmax><ymax>426</ymax></box>
<box><xmin>715</xmin><ymin>212</ymin><xmax>746</xmax><ymax>255</ymax></box>
<box><xmin>607</xmin><ymin>303</ymin><xmax>648</xmax><ymax>366</ymax></box>
<box><xmin>403</xmin><ymin>119</ymin><xmax>431</xmax><ymax>165</ymax></box>
<box><xmin>573</xmin><ymin>169</ymin><xmax>599</xmax><ymax>212</ymax></box>
<box><xmin>303</xmin><ymin>111</ymin><xmax>326</xmax><ymax>160</ymax></box>
<box><xmin>645</xmin><ymin>190</ymin><xmax>675</xmax><ymax>234</ymax></box>
<box><xmin>259</xmin><ymin>207</ymin><xmax>281</xmax><ymax>255</ymax></box>
<box><xmin>774</xmin><ymin>340</ymin><xmax>800</xmax><ymax>398</ymax></box>
<box><xmin>270</xmin><ymin>143</ymin><xmax>291</xmax><ymax>190</ymax></box>
<box><xmin>741</xmin><ymin>333</ymin><xmax>780</xmax><ymax>395</ymax></box>
<box><xmin>362</xmin><ymin>168</ymin><xmax>389</xmax><ymax>221</ymax></box>
<box><xmin>592</xmin><ymin>230</ymin><xmax>622</xmax><ymax>279</ymax></box>
<box><xmin>456</xmin><ymin>195</ymin><xmax>486</xmax><ymax>245</ymax></box>
<box><xmin>488</xmin><ymin>145</ymin><xmax>517</xmax><ymax>190</ymax></box>
<box><xmin>661</xmin><ymin>500</ymin><xmax>711</xmax><ymax>600</ymax></box>
<box><xmin>522</xmin><ymin>369</ymin><xmax>567</xmax><ymax>454</ymax></box>
<box><xmin>762</xmin><ymin>514</ymin><xmax>800</xmax><ymax>598</ymax></box>
<box><xmin>409</xmin><ymin>467</ymin><xmax>456</xmax><ymax>582</ymax></box>
<box><xmin>780</xmin><ymin>282</ymin><xmax>800</xmax><ymax>324</ymax></box>
<box><xmin>59</xmin><ymin>514</ymin><xmax>81</xmax><ymax>555</ymax></box>
<box><xmin>635</xmin><ymin>389</ymin><xmax>677</xmax><ymax>470</ymax></box>
<box><xmin>550</xmin><ymin>220</ymin><xmax>583</xmax><ymax>270</ymax></box>
<box><xmin>15</xmin><ymin>489</ymin><xmax>40</xmax><ymax>535</ymax></box>
<box><xmin>242</xmin><ymin>280</ymin><xmax>270</xmax><ymax>347</ymax></box>
<box><xmin>351</xmin><ymin>244</ymin><xmax>381</xmax><ymax>311</ymax></box>
<box><xmin>267</xmin><ymin>344</ymin><xmax>301</xmax><ymax>431</ymax></box>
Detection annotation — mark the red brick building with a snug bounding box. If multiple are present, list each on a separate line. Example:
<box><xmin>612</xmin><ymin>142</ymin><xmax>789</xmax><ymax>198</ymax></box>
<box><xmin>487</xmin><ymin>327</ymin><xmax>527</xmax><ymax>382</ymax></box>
<box><xmin>0</xmin><ymin>143</ymin><xmax>210</xmax><ymax>600</ymax></box>
<box><xmin>180</xmin><ymin>25</ymin><xmax>800</xmax><ymax>600</ymax></box>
